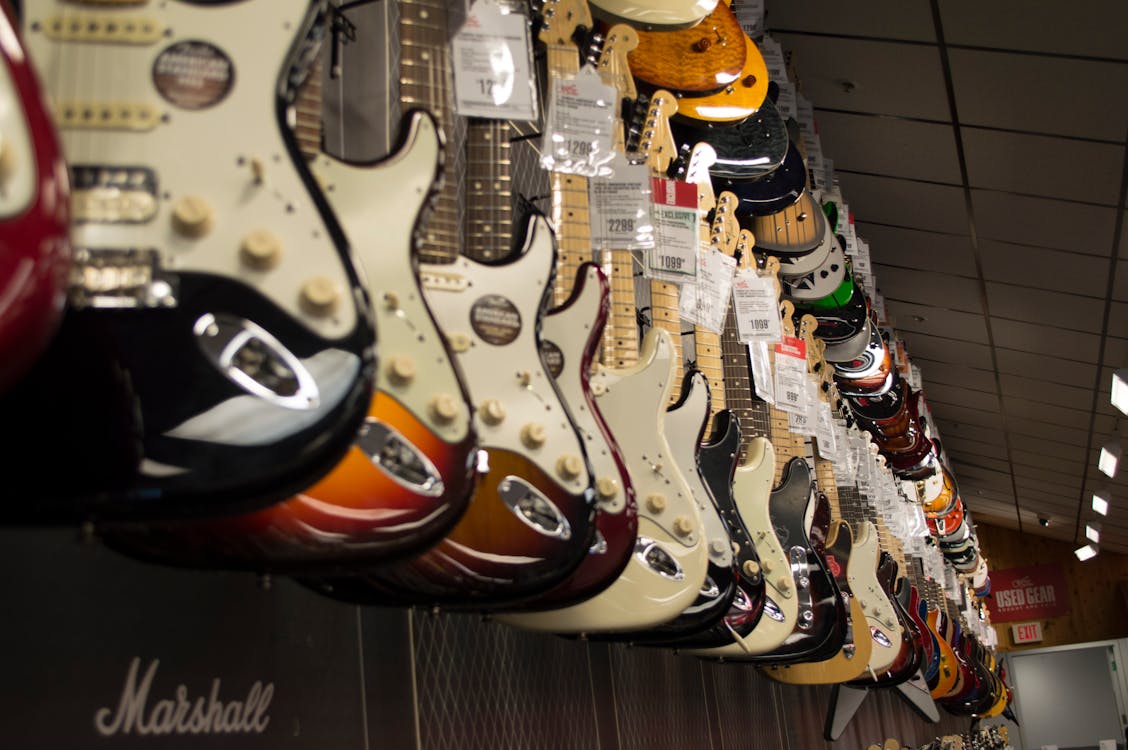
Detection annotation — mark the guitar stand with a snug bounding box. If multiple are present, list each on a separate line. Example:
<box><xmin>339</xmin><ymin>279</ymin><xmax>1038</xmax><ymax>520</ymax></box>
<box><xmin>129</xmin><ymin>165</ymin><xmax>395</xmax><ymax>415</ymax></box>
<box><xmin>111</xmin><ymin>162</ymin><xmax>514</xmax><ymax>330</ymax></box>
<box><xmin>823</xmin><ymin>672</ymin><xmax>940</xmax><ymax>741</ymax></box>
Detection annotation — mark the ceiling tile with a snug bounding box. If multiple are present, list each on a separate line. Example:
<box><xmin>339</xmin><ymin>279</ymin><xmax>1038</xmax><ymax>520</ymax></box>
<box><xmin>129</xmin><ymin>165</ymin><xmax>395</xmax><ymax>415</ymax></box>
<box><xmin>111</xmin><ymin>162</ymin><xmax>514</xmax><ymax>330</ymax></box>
<box><xmin>991</xmin><ymin>317</ymin><xmax>1102</xmax><ymax>362</ymax></box>
<box><xmin>874</xmin><ymin>265</ymin><xmax>983</xmax><ymax>313</ymax></box>
<box><xmin>915</xmin><ymin>358</ymin><xmax>998</xmax><ymax>393</ymax></box>
<box><xmin>999</xmin><ymin>372</ymin><xmax>1094</xmax><ymax>411</ymax></box>
<box><xmin>938</xmin><ymin>0</ymin><xmax>1128</xmax><ymax>59</ymax></box>
<box><xmin>961</xmin><ymin>127</ymin><xmax>1124</xmax><ymax>205</ymax></box>
<box><xmin>927</xmin><ymin>400</ymin><xmax>1004</xmax><ymax>430</ymax></box>
<box><xmin>947</xmin><ymin>449</ymin><xmax>1009</xmax><ymax>474</ymax></box>
<box><xmin>816</xmin><ymin>111</ymin><xmax>961</xmax><ymax>183</ymax></box>
<box><xmin>979</xmin><ymin>241</ymin><xmax>1110</xmax><ymax>298</ymax></box>
<box><xmin>887</xmin><ymin>300</ymin><xmax>989</xmax><ymax>343</ymax></box>
<box><xmin>1010</xmin><ymin>446</ymin><xmax>1084</xmax><ymax>474</ymax></box>
<box><xmin>921</xmin><ymin>382</ymin><xmax>1000</xmax><ymax>413</ymax></box>
<box><xmin>900</xmin><ymin>331</ymin><xmax>994</xmax><ymax>368</ymax></box>
<box><xmin>933</xmin><ymin>418</ymin><xmax>1006</xmax><ymax>447</ymax></box>
<box><xmin>1114</xmin><ymin>261</ymin><xmax>1128</xmax><ymax>301</ymax></box>
<box><xmin>773</xmin><ymin>34</ymin><xmax>951</xmax><ymax>120</ymax></box>
<box><xmin>838</xmin><ymin>173</ymin><xmax>969</xmax><ymax>234</ymax></box>
<box><xmin>1102</xmin><ymin>336</ymin><xmax>1128</xmax><ymax>369</ymax></box>
<box><xmin>986</xmin><ymin>283</ymin><xmax>1107</xmax><ymax>333</ymax></box>
<box><xmin>947</xmin><ymin>49</ymin><xmax>1128</xmax><ymax>141</ymax></box>
<box><xmin>1010</xmin><ymin>463</ymin><xmax>1084</xmax><ymax>491</ymax></box>
<box><xmin>951</xmin><ymin>462</ymin><xmax>1014</xmax><ymax>489</ymax></box>
<box><xmin>858</xmin><ymin>223</ymin><xmax>977</xmax><ymax>276</ymax></box>
<box><xmin>971</xmin><ymin>190</ymin><xmax>1118</xmax><ymax>256</ymax></box>
<box><xmin>768</xmin><ymin>1</ymin><xmax>936</xmax><ymax>42</ymax></box>
<box><xmin>1003</xmin><ymin>395</ymin><xmax>1092</xmax><ymax>432</ymax></box>
<box><xmin>1007</xmin><ymin>416</ymin><xmax>1092</xmax><ymax>448</ymax></box>
<box><xmin>993</xmin><ymin>348</ymin><xmax>1098</xmax><ymax>388</ymax></box>
<box><xmin>1107</xmin><ymin>302</ymin><xmax>1128</xmax><ymax>336</ymax></box>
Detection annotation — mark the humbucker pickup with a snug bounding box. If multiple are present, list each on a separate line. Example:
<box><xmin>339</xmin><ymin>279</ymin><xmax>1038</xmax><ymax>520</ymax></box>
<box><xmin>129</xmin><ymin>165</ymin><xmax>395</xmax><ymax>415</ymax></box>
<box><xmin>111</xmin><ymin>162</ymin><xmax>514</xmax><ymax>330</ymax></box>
<box><xmin>69</xmin><ymin>247</ymin><xmax>177</xmax><ymax>309</ymax></box>
<box><xmin>42</xmin><ymin>13</ymin><xmax>164</xmax><ymax>44</ymax></box>
<box><xmin>71</xmin><ymin>164</ymin><xmax>158</xmax><ymax>223</ymax></box>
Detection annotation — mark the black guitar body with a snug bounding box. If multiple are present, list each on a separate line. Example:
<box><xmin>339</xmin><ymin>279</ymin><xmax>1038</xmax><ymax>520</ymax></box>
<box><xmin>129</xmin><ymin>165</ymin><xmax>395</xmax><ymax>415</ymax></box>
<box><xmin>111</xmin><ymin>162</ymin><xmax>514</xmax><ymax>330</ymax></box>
<box><xmin>670</xmin><ymin>96</ymin><xmax>789</xmax><ymax>181</ymax></box>
<box><xmin>726</xmin><ymin>141</ymin><xmax>808</xmax><ymax>219</ymax></box>
<box><xmin>0</xmin><ymin>271</ymin><xmax>375</xmax><ymax>522</ymax></box>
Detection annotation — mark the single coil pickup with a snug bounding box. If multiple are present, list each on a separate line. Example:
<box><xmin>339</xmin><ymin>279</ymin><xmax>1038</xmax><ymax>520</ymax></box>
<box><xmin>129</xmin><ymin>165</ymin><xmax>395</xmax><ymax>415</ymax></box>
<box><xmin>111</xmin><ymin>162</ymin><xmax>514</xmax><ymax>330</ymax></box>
<box><xmin>54</xmin><ymin>101</ymin><xmax>160</xmax><ymax>131</ymax></box>
<box><xmin>42</xmin><ymin>14</ymin><xmax>164</xmax><ymax>44</ymax></box>
<box><xmin>419</xmin><ymin>270</ymin><xmax>470</xmax><ymax>292</ymax></box>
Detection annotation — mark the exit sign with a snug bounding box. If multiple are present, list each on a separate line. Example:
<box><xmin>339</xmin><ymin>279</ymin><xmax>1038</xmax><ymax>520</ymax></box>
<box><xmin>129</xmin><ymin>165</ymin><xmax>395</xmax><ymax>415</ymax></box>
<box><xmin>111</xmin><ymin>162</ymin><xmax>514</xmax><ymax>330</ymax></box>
<box><xmin>1012</xmin><ymin>621</ymin><xmax>1044</xmax><ymax>644</ymax></box>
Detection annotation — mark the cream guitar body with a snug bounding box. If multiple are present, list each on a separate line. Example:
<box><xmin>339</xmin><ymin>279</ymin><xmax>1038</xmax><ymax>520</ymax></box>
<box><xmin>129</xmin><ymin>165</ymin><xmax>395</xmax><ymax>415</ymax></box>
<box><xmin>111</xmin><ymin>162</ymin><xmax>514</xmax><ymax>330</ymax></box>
<box><xmin>850</xmin><ymin>521</ymin><xmax>903</xmax><ymax>676</ymax></box>
<box><xmin>500</xmin><ymin>328</ymin><xmax>708</xmax><ymax>632</ymax></box>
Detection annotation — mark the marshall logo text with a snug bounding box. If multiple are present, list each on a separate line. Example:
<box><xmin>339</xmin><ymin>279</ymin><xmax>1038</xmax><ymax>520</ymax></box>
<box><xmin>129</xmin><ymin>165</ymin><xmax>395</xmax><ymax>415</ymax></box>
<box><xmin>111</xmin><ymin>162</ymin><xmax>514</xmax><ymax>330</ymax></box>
<box><xmin>93</xmin><ymin>657</ymin><xmax>274</xmax><ymax>737</ymax></box>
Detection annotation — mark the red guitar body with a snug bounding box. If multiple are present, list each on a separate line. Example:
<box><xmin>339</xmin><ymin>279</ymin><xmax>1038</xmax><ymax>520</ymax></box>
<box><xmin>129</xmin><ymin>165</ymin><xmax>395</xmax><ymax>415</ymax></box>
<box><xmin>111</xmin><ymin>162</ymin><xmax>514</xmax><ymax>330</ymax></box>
<box><xmin>0</xmin><ymin>1</ymin><xmax>71</xmax><ymax>393</ymax></box>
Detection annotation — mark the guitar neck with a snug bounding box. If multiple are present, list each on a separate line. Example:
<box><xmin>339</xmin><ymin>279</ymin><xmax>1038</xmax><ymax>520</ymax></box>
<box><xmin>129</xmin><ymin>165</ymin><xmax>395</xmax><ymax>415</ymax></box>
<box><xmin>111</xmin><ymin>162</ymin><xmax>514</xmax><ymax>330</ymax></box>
<box><xmin>649</xmin><ymin>277</ymin><xmax>684</xmax><ymax>403</ymax></box>
<box><xmin>398</xmin><ymin>0</ymin><xmax>460</xmax><ymax>264</ymax></box>
<box><xmin>813</xmin><ymin>450</ymin><xmax>842</xmax><ymax>521</ymax></box>
<box><xmin>694</xmin><ymin>323</ymin><xmax>725</xmax><ymax>434</ymax></box>
<box><xmin>464</xmin><ymin>119</ymin><xmax>513</xmax><ymax>262</ymax></box>
<box><xmin>766</xmin><ymin>352</ymin><xmax>807</xmax><ymax>486</ymax></box>
<box><xmin>294</xmin><ymin>55</ymin><xmax>322</xmax><ymax>162</ymax></box>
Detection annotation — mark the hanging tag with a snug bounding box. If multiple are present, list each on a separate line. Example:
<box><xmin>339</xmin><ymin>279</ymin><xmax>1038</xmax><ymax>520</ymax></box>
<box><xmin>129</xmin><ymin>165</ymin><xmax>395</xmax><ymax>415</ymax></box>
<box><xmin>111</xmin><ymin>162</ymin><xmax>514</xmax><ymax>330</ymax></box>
<box><xmin>648</xmin><ymin>177</ymin><xmax>699</xmax><ymax>283</ymax></box>
<box><xmin>749</xmin><ymin>341</ymin><xmax>774</xmax><ymax>404</ymax></box>
<box><xmin>452</xmin><ymin>0</ymin><xmax>538</xmax><ymax>120</ymax></box>
<box><xmin>822</xmin><ymin>157</ymin><xmax>835</xmax><ymax>197</ymax></box>
<box><xmin>776</xmin><ymin>80</ymin><xmax>798</xmax><ymax>120</ymax></box>
<box><xmin>540</xmin><ymin>65</ymin><xmax>616</xmax><ymax>176</ymax></box>
<box><xmin>872</xmin><ymin>292</ymin><xmax>887</xmax><ymax>324</ymax></box>
<box><xmin>841</xmin><ymin>212</ymin><xmax>858</xmax><ymax>257</ymax></box>
<box><xmin>815</xmin><ymin>400</ymin><xmax>837</xmax><ymax>460</ymax></box>
<box><xmin>680</xmin><ymin>247</ymin><xmax>736</xmax><ymax>333</ymax></box>
<box><xmin>589</xmin><ymin>153</ymin><xmax>654</xmax><ymax>250</ymax></box>
<box><xmin>732</xmin><ymin>268</ymin><xmax>782</xmax><ymax>343</ymax></box>
<box><xmin>853</xmin><ymin>237</ymin><xmax>873</xmax><ymax>278</ymax></box>
<box><xmin>909</xmin><ymin>363</ymin><xmax>923</xmax><ymax>391</ymax></box>
<box><xmin>732</xmin><ymin>0</ymin><xmax>765</xmax><ymax>39</ymax></box>
<box><xmin>789</xmin><ymin>375</ymin><xmax>818</xmax><ymax>436</ymax></box>
<box><xmin>773</xmin><ymin>335</ymin><xmax>807</xmax><ymax>415</ymax></box>
<box><xmin>803</xmin><ymin>133</ymin><xmax>825</xmax><ymax>192</ymax></box>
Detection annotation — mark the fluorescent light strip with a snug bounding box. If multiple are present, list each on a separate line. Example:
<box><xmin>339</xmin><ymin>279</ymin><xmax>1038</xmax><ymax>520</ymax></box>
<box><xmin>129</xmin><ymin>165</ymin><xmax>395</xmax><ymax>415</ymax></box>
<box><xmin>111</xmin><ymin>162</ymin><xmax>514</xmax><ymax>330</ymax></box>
<box><xmin>1075</xmin><ymin>544</ymin><xmax>1098</xmax><ymax>562</ymax></box>
<box><xmin>1099</xmin><ymin>442</ymin><xmax>1121</xmax><ymax>478</ymax></box>
<box><xmin>1085</xmin><ymin>523</ymin><xmax>1102</xmax><ymax>544</ymax></box>
<box><xmin>1092</xmin><ymin>490</ymin><xmax>1110</xmax><ymax>516</ymax></box>
<box><xmin>1113</xmin><ymin>369</ymin><xmax>1128</xmax><ymax>416</ymax></box>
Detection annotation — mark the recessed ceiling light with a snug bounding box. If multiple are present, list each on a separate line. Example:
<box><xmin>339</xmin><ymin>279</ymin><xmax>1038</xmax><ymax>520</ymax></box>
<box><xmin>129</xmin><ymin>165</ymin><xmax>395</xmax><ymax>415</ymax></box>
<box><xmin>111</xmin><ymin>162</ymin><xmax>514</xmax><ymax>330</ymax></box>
<box><xmin>1092</xmin><ymin>490</ymin><xmax>1110</xmax><ymax>516</ymax></box>
<box><xmin>1113</xmin><ymin>369</ymin><xmax>1128</xmax><ymax>415</ymax></box>
<box><xmin>1099</xmin><ymin>441</ymin><xmax>1122</xmax><ymax>478</ymax></box>
<box><xmin>1075</xmin><ymin>544</ymin><xmax>1098</xmax><ymax>562</ymax></box>
<box><xmin>1086</xmin><ymin>522</ymin><xmax>1102</xmax><ymax>544</ymax></box>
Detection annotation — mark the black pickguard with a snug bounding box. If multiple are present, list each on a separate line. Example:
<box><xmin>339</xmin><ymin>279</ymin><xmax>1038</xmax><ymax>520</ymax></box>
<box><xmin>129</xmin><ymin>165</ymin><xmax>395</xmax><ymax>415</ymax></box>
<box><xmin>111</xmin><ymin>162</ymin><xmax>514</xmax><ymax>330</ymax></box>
<box><xmin>726</xmin><ymin>141</ymin><xmax>809</xmax><ymax>220</ymax></box>
<box><xmin>670</xmin><ymin>96</ymin><xmax>789</xmax><ymax>181</ymax></box>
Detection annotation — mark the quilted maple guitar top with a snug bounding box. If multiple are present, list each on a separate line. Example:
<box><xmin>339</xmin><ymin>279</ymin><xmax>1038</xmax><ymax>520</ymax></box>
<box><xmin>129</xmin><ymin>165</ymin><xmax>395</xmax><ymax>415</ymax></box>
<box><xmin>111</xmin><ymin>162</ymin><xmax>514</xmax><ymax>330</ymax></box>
<box><xmin>628</xmin><ymin>1</ymin><xmax>746</xmax><ymax>93</ymax></box>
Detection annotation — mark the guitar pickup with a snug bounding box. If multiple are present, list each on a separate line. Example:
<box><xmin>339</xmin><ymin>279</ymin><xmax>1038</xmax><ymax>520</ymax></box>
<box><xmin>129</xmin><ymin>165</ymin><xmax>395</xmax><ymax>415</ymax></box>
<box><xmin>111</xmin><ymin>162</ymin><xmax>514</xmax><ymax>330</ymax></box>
<box><xmin>419</xmin><ymin>268</ymin><xmax>470</xmax><ymax>292</ymax></box>
<box><xmin>71</xmin><ymin>165</ymin><xmax>158</xmax><ymax>224</ymax></box>
<box><xmin>42</xmin><ymin>13</ymin><xmax>164</xmax><ymax>45</ymax></box>
<box><xmin>54</xmin><ymin>101</ymin><xmax>160</xmax><ymax>131</ymax></box>
<box><xmin>69</xmin><ymin>247</ymin><xmax>176</xmax><ymax>308</ymax></box>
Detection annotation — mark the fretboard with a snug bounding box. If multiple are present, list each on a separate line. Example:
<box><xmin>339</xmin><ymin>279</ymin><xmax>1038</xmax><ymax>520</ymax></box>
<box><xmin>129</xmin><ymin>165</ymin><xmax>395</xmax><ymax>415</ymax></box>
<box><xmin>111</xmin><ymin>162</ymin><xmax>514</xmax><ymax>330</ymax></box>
<box><xmin>719</xmin><ymin>300</ymin><xmax>768</xmax><ymax>465</ymax></box>
<box><xmin>399</xmin><ymin>0</ymin><xmax>459</xmax><ymax>264</ymax></box>
<box><xmin>294</xmin><ymin>55</ymin><xmax>322</xmax><ymax>162</ymax></box>
<box><xmin>464</xmin><ymin>119</ymin><xmax>513</xmax><ymax>262</ymax></box>
<box><xmin>649</xmin><ymin>277</ymin><xmax>684</xmax><ymax>403</ymax></box>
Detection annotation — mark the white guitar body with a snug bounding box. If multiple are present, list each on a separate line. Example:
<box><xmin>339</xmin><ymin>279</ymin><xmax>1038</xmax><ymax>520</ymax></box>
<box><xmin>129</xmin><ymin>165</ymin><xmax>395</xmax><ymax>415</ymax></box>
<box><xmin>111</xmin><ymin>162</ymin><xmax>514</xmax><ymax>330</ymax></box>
<box><xmin>314</xmin><ymin>112</ymin><xmax>472</xmax><ymax>446</ymax></box>
<box><xmin>589</xmin><ymin>0</ymin><xmax>720</xmax><ymax>29</ymax></box>
<box><xmin>848</xmin><ymin>520</ymin><xmax>901</xmax><ymax>675</ymax></box>
<box><xmin>663</xmin><ymin>372</ymin><xmax>733</xmax><ymax>573</ymax></box>
<box><xmin>418</xmin><ymin>216</ymin><xmax>591</xmax><ymax>500</ymax></box>
<box><xmin>689</xmin><ymin>437</ymin><xmax>798</xmax><ymax>658</ymax></box>
<box><xmin>500</xmin><ymin>328</ymin><xmax>707</xmax><ymax>632</ymax></box>
<box><xmin>26</xmin><ymin>0</ymin><xmax>357</xmax><ymax>341</ymax></box>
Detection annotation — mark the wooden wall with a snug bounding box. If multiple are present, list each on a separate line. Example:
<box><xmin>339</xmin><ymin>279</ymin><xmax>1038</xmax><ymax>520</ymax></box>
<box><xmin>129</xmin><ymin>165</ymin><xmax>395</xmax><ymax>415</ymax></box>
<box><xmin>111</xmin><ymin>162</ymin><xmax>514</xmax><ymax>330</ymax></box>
<box><xmin>976</xmin><ymin>523</ymin><xmax>1128</xmax><ymax>651</ymax></box>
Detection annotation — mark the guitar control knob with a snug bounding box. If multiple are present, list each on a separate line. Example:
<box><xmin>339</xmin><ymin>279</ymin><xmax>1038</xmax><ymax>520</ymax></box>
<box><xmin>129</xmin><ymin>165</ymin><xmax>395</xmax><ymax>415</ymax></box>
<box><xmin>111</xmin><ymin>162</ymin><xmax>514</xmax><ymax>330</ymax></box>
<box><xmin>777</xmin><ymin>577</ymin><xmax>791</xmax><ymax>592</ymax></box>
<box><xmin>710</xmin><ymin>540</ymin><xmax>727</xmax><ymax>556</ymax></box>
<box><xmin>556</xmin><ymin>454</ymin><xmax>583</xmax><ymax>481</ymax></box>
<box><xmin>520</xmin><ymin>423</ymin><xmax>547</xmax><ymax>449</ymax></box>
<box><xmin>761</xmin><ymin>560</ymin><xmax>773</xmax><ymax>574</ymax></box>
<box><xmin>388</xmin><ymin>355</ymin><xmax>416</xmax><ymax>385</ymax></box>
<box><xmin>673</xmin><ymin>516</ymin><xmax>694</xmax><ymax>538</ymax></box>
<box><xmin>239</xmin><ymin>229</ymin><xmax>282</xmax><ymax>270</ymax></box>
<box><xmin>429</xmin><ymin>393</ymin><xmax>460</xmax><ymax>424</ymax></box>
<box><xmin>171</xmin><ymin>195</ymin><xmax>214</xmax><ymax>238</ymax></box>
<box><xmin>595</xmin><ymin>476</ymin><xmax>619</xmax><ymax>501</ymax></box>
<box><xmin>299</xmin><ymin>277</ymin><xmax>340</xmax><ymax>317</ymax></box>
<box><xmin>447</xmin><ymin>332</ymin><xmax>472</xmax><ymax>353</ymax></box>
<box><xmin>645</xmin><ymin>493</ymin><xmax>666</xmax><ymax>514</ymax></box>
<box><xmin>743</xmin><ymin>560</ymin><xmax>761</xmax><ymax>578</ymax></box>
<box><xmin>479</xmin><ymin>399</ymin><xmax>506</xmax><ymax>425</ymax></box>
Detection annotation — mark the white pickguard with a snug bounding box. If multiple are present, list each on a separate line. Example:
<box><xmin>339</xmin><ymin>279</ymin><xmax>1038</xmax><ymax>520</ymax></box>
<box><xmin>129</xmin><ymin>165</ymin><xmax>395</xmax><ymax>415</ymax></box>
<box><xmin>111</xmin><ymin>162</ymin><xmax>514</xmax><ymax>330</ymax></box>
<box><xmin>664</xmin><ymin>372</ymin><xmax>732</xmax><ymax>568</ymax></box>
<box><xmin>419</xmin><ymin>216</ymin><xmax>589</xmax><ymax>497</ymax></box>
<box><xmin>848</xmin><ymin>520</ymin><xmax>901</xmax><ymax>675</ymax></box>
<box><xmin>541</xmin><ymin>266</ymin><xmax>627</xmax><ymax>513</ymax></box>
<box><xmin>25</xmin><ymin>0</ymin><xmax>356</xmax><ymax>339</ymax></box>
<box><xmin>313</xmin><ymin>113</ymin><xmax>469</xmax><ymax>443</ymax></box>
<box><xmin>689</xmin><ymin>436</ymin><xmax>799</xmax><ymax>658</ymax></box>
<box><xmin>588</xmin><ymin>0</ymin><xmax>719</xmax><ymax>28</ymax></box>
<box><xmin>0</xmin><ymin>26</ymin><xmax>36</xmax><ymax>221</ymax></box>
<box><xmin>500</xmin><ymin>328</ymin><xmax>707</xmax><ymax>633</ymax></box>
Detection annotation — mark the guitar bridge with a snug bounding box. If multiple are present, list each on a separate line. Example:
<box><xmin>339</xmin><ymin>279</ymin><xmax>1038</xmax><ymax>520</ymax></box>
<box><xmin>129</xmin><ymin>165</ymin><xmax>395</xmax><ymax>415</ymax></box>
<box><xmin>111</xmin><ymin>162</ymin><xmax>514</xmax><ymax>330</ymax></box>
<box><xmin>69</xmin><ymin>247</ymin><xmax>176</xmax><ymax>308</ymax></box>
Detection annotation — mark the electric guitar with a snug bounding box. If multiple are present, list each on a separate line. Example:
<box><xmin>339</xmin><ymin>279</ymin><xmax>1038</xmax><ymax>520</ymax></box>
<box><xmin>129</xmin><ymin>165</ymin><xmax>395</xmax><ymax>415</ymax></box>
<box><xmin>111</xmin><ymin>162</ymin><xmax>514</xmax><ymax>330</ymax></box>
<box><xmin>0</xmin><ymin>0</ymin><xmax>70</xmax><ymax>395</ymax></box>
<box><xmin>627</xmin><ymin>0</ymin><xmax>746</xmax><ymax>94</ymax></box>
<box><xmin>7</xmin><ymin>0</ymin><xmax>377</xmax><ymax>522</ymax></box>
<box><xmin>664</xmin><ymin>29</ymin><xmax>770</xmax><ymax>125</ymax></box>
<box><xmin>305</xmin><ymin>0</ymin><xmax>599</xmax><ymax>608</ymax></box>
<box><xmin>100</xmin><ymin>39</ymin><xmax>480</xmax><ymax>570</ymax></box>
<box><xmin>588</xmin><ymin>0</ymin><xmax>719</xmax><ymax>30</ymax></box>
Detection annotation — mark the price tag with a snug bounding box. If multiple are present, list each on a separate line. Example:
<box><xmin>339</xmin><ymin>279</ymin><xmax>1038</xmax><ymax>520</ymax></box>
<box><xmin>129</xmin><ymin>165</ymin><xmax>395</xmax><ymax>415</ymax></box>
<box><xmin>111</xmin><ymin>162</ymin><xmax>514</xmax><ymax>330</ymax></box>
<box><xmin>776</xmin><ymin>80</ymin><xmax>798</xmax><ymax>121</ymax></box>
<box><xmin>452</xmin><ymin>0</ymin><xmax>538</xmax><ymax>120</ymax></box>
<box><xmin>589</xmin><ymin>153</ymin><xmax>654</xmax><ymax>250</ymax></box>
<box><xmin>679</xmin><ymin>247</ymin><xmax>736</xmax><ymax>333</ymax></box>
<box><xmin>803</xmin><ymin>133</ymin><xmax>825</xmax><ymax>192</ymax></box>
<box><xmin>732</xmin><ymin>268</ymin><xmax>781</xmax><ymax>342</ymax></box>
<box><xmin>909</xmin><ymin>363</ymin><xmax>923</xmax><ymax>391</ymax></box>
<box><xmin>758</xmin><ymin>36</ymin><xmax>788</xmax><ymax>82</ymax></box>
<box><xmin>815</xmin><ymin>400</ymin><xmax>837</xmax><ymax>460</ymax></box>
<box><xmin>872</xmin><ymin>292</ymin><xmax>887</xmax><ymax>324</ymax></box>
<box><xmin>853</xmin><ymin>237</ymin><xmax>873</xmax><ymax>277</ymax></box>
<box><xmin>732</xmin><ymin>0</ymin><xmax>765</xmax><ymax>39</ymax></box>
<box><xmin>823</xmin><ymin>157</ymin><xmax>835</xmax><ymax>196</ymax></box>
<box><xmin>750</xmin><ymin>341</ymin><xmax>774</xmax><ymax>404</ymax></box>
<box><xmin>540</xmin><ymin>65</ymin><xmax>616</xmax><ymax>176</ymax></box>
<box><xmin>789</xmin><ymin>375</ymin><xmax>819</xmax><ymax>435</ymax></box>
<box><xmin>648</xmin><ymin>177</ymin><xmax>699</xmax><ymax>283</ymax></box>
<box><xmin>773</xmin><ymin>335</ymin><xmax>807</xmax><ymax>415</ymax></box>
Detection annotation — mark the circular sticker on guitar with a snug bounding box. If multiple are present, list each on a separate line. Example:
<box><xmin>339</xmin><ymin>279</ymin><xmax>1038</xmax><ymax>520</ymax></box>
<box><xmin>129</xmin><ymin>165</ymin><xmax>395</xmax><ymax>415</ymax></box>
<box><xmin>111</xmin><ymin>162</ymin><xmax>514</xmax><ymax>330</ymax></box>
<box><xmin>470</xmin><ymin>295</ymin><xmax>521</xmax><ymax>346</ymax></box>
<box><xmin>153</xmin><ymin>41</ymin><xmax>235</xmax><ymax>110</ymax></box>
<box><xmin>539</xmin><ymin>339</ymin><xmax>565</xmax><ymax>378</ymax></box>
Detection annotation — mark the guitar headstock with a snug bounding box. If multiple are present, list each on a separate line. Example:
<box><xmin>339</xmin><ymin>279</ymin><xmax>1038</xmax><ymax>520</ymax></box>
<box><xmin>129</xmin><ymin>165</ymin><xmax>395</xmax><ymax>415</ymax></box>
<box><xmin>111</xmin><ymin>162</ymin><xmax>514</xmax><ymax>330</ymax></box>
<box><xmin>799</xmin><ymin>313</ymin><xmax>820</xmax><ymax>375</ymax></box>
<box><xmin>537</xmin><ymin>0</ymin><xmax>593</xmax><ymax>47</ymax></box>
<box><xmin>733</xmin><ymin>228</ymin><xmax>756</xmax><ymax>268</ymax></box>
<box><xmin>682</xmin><ymin>140</ymin><xmax>717</xmax><ymax>215</ymax></box>
<box><xmin>593</xmin><ymin>24</ymin><xmax>638</xmax><ymax>101</ymax></box>
<box><xmin>710</xmin><ymin>191</ymin><xmax>739</xmax><ymax>253</ymax></box>
<box><xmin>634</xmin><ymin>90</ymin><xmax>679</xmax><ymax>175</ymax></box>
<box><xmin>779</xmin><ymin>299</ymin><xmax>796</xmax><ymax>338</ymax></box>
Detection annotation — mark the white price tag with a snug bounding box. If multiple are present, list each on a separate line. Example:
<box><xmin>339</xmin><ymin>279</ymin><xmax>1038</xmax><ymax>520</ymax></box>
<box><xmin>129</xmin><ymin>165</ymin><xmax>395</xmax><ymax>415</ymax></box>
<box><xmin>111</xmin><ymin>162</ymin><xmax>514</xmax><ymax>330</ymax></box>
<box><xmin>854</xmin><ymin>238</ymin><xmax>873</xmax><ymax>277</ymax></box>
<box><xmin>648</xmin><ymin>178</ymin><xmax>699</xmax><ymax>282</ymax></box>
<box><xmin>452</xmin><ymin>0</ymin><xmax>538</xmax><ymax>120</ymax></box>
<box><xmin>776</xmin><ymin>80</ymin><xmax>798</xmax><ymax>120</ymax></box>
<box><xmin>773</xmin><ymin>336</ymin><xmax>807</xmax><ymax>415</ymax></box>
<box><xmin>803</xmin><ymin>133</ymin><xmax>825</xmax><ymax>191</ymax></box>
<box><xmin>796</xmin><ymin>95</ymin><xmax>817</xmax><ymax>137</ymax></box>
<box><xmin>732</xmin><ymin>268</ymin><xmax>781</xmax><ymax>342</ymax></box>
<box><xmin>588</xmin><ymin>153</ymin><xmax>654</xmax><ymax>250</ymax></box>
<box><xmin>815</xmin><ymin>401</ymin><xmax>837</xmax><ymax>460</ymax></box>
<box><xmin>679</xmin><ymin>247</ymin><xmax>736</xmax><ymax>333</ymax></box>
<box><xmin>540</xmin><ymin>65</ymin><xmax>616</xmax><ymax>176</ymax></box>
<box><xmin>789</xmin><ymin>375</ymin><xmax>819</xmax><ymax>436</ymax></box>
<box><xmin>732</xmin><ymin>0</ymin><xmax>765</xmax><ymax>39</ymax></box>
<box><xmin>872</xmin><ymin>292</ymin><xmax>887</xmax><ymax>324</ymax></box>
<box><xmin>842</xmin><ymin>212</ymin><xmax>858</xmax><ymax>257</ymax></box>
<box><xmin>823</xmin><ymin>157</ymin><xmax>835</xmax><ymax>196</ymax></box>
<box><xmin>750</xmin><ymin>341</ymin><xmax>774</xmax><ymax>404</ymax></box>
<box><xmin>758</xmin><ymin>36</ymin><xmax>788</xmax><ymax>82</ymax></box>
<box><xmin>909</xmin><ymin>363</ymin><xmax>923</xmax><ymax>391</ymax></box>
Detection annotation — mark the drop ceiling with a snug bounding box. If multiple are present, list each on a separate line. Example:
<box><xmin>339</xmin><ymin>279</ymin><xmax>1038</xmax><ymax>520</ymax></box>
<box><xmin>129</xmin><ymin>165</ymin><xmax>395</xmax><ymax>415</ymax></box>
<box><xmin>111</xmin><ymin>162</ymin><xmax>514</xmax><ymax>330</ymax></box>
<box><xmin>762</xmin><ymin>0</ymin><xmax>1128</xmax><ymax>553</ymax></box>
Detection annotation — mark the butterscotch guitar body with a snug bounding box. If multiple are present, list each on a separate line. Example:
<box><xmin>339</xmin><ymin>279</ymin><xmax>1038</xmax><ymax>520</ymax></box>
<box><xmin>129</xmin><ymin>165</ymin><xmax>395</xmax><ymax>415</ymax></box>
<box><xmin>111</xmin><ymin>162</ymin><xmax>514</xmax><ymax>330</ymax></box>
<box><xmin>750</xmin><ymin>190</ymin><xmax>826</xmax><ymax>256</ymax></box>
<box><xmin>628</xmin><ymin>1</ymin><xmax>746</xmax><ymax>93</ymax></box>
